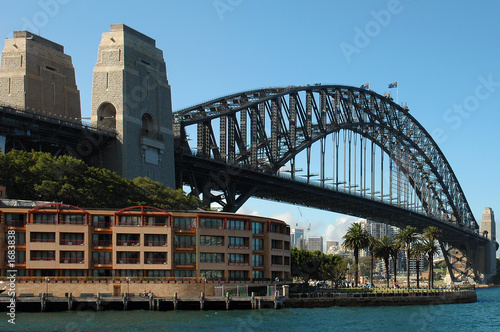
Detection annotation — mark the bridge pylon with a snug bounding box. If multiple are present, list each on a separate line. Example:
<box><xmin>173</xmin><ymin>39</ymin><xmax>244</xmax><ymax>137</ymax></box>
<box><xmin>91</xmin><ymin>24</ymin><xmax>175</xmax><ymax>186</ymax></box>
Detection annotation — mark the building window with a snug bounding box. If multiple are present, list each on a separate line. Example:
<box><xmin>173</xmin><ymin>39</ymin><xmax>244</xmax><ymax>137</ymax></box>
<box><xmin>174</xmin><ymin>235</ymin><xmax>195</xmax><ymax>248</ymax></box>
<box><xmin>200</xmin><ymin>235</ymin><xmax>224</xmax><ymax>246</ymax></box>
<box><xmin>271</xmin><ymin>240</ymin><xmax>283</xmax><ymax>250</ymax></box>
<box><xmin>6</xmin><ymin>232</ymin><xmax>25</xmax><ymax>245</ymax></box>
<box><xmin>92</xmin><ymin>215</ymin><xmax>112</xmax><ymax>228</ymax></box>
<box><xmin>61</xmin><ymin>214</ymin><xmax>85</xmax><ymax>225</ymax></box>
<box><xmin>173</xmin><ymin>217</ymin><xmax>196</xmax><ymax>230</ymax></box>
<box><xmin>174</xmin><ymin>253</ymin><xmax>196</xmax><ymax>265</ymax></box>
<box><xmin>145</xmin><ymin>252</ymin><xmax>167</xmax><ymax>264</ymax></box>
<box><xmin>5</xmin><ymin>251</ymin><xmax>25</xmax><ymax>264</ymax></box>
<box><xmin>32</xmin><ymin>214</ymin><xmax>56</xmax><ymax>224</ymax></box>
<box><xmin>252</xmin><ymin>238</ymin><xmax>263</xmax><ymax>251</ymax></box>
<box><xmin>228</xmin><ymin>236</ymin><xmax>247</xmax><ymax>249</ymax></box>
<box><xmin>228</xmin><ymin>270</ymin><xmax>247</xmax><ymax>281</ymax></box>
<box><xmin>92</xmin><ymin>234</ymin><xmax>112</xmax><ymax>247</ymax></box>
<box><xmin>145</xmin><ymin>234</ymin><xmax>167</xmax><ymax>246</ymax></box>
<box><xmin>117</xmin><ymin>270</ymin><xmax>143</xmax><ymax>277</ymax></box>
<box><xmin>60</xmin><ymin>233</ymin><xmax>84</xmax><ymax>245</ymax></box>
<box><xmin>252</xmin><ymin>255</ymin><xmax>264</xmax><ymax>267</ymax></box>
<box><xmin>252</xmin><ymin>270</ymin><xmax>264</xmax><ymax>279</ymax></box>
<box><xmin>4</xmin><ymin>213</ymin><xmax>26</xmax><ymax>227</ymax></box>
<box><xmin>200</xmin><ymin>253</ymin><xmax>224</xmax><ymax>263</ymax></box>
<box><xmin>200</xmin><ymin>270</ymin><xmax>223</xmax><ymax>280</ymax></box>
<box><xmin>30</xmin><ymin>232</ymin><xmax>55</xmax><ymax>243</ymax></box>
<box><xmin>30</xmin><ymin>251</ymin><xmax>55</xmax><ymax>261</ymax></box>
<box><xmin>60</xmin><ymin>251</ymin><xmax>84</xmax><ymax>264</ymax></box>
<box><xmin>63</xmin><ymin>270</ymin><xmax>86</xmax><ymax>277</ymax></box>
<box><xmin>145</xmin><ymin>216</ymin><xmax>168</xmax><ymax>226</ymax></box>
<box><xmin>117</xmin><ymin>234</ymin><xmax>140</xmax><ymax>246</ymax></box>
<box><xmin>252</xmin><ymin>222</ymin><xmax>263</xmax><ymax>234</ymax></box>
<box><xmin>117</xmin><ymin>252</ymin><xmax>140</xmax><ymax>264</ymax></box>
<box><xmin>227</xmin><ymin>219</ymin><xmax>246</xmax><ymax>230</ymax></box>
<box><xmin>92</xmin><ymin>251</ymin><xmax>112</xmax><ymax>265</ymax></box>
<box><xmin>118</xmin><ymin>215</ymin><xmax>141</xmax><ymax>226</ymax></box>
<box><xmin>174</xmin><ymin>270</ymin><xmax>196</xmax><ymax>278</ymax></box>
<box><xmin>228</xmin><ymin>254</ymin><xmax>248</xmax><ymax>265</ymax></box>
<box><xmin>271</xmin><ymin>255</ymin><xmax>283</xmax><ymax>266</ymax></box>
<box><xmin>199</xmin><ymin>218</ymin><xmax>222</xmax><ymax>229</ymax></box>
<box><xmin>146</xmin><ymin>270</ymin><xmax>170</xmax><ymax>277</ymax></box>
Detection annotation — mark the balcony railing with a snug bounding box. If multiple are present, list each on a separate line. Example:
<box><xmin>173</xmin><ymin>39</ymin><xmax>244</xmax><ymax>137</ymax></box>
<box><xmin>60</xmin><ymin>220</ymin><xmax>86</xmax><ymax>225</ymax></box>
<box><xmin>32</xmin><ymin>220</ymin><xmax>56</xmax><ymax>224</ymax></box>
<box><xmin>5</xmin><ymin>220</ymin><xmax>27</xmax><ymax>227</ymax></box>
<box><xmin>117</xmin><ymin>240</ymin><xmax>140</xmax><ymax>246</ymax></box>
<box><xmin>93</xmin><ymin>258</ymin><xmax>112</xmax><ymax>265</ymax></box>
<box><xmin>93</xmin><ymin>222</ymin><xmax>112</xmax><ymax>229</ymax></box>
<box><xmin>93</xmin><ymin>240</ymin><xmax>112</xmax><ymax>247</ymax></box>
<box><xmin>228</xmin><ymin>262</ymin><xmax>249</xmax><ymax>266</ymax></box>
<box><xmin>117</xmin><ymin>258</ymin><xmax>140</xmax><ymax>264</ymax></box>
<box><xmin>30</xmin><ymin>238</ymin><xmax>55</xmax><ymax>243</ymax></box>
<box><xmin>60</xmin><ymin>257</ymin><xmax>85</xmax><ymax>264</ymax></box>
<box><xmin>145</xmin><ymin>258</ymin><xmax>167</xmax><ymax>264</ymax></box>
<box><xmin>30</xmin><ymin>257</ymin><xmax>55</xmax><ymax>261</ymax></box>
<box><xmin>145</xmin><ymin>241</ymin><xmax>167</xmax><ymax>247</ymax></box>
<box><xmin>60</xmin><ymin>239</ymin><xmax>84</xmax><ymax>245</ymax></box>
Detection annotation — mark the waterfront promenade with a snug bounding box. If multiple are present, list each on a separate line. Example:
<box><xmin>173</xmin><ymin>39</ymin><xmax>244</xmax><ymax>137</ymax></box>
<box><xmin>0</xmin><ymin>287</ymin><xmax>476</xmax><ymax>312</ymax></box>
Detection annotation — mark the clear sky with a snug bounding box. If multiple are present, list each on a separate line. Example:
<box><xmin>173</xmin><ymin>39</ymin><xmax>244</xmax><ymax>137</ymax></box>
<box><xmin>2</xmin><ymin>0</ymin><xmax>499</xmax><ymax>250</ymax></box>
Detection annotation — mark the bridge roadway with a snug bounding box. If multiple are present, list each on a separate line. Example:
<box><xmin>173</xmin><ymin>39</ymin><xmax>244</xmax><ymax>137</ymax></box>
<box><xmin>175</xmin><ymin>153</ymin><xmax>488</xmax><ymax>248</ymax></box>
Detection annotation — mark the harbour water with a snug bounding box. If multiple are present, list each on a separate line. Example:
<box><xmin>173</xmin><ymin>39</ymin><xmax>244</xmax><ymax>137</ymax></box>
<box><xmin>1</xmin><ymin>287</ymin><xmax>498</xmax><ymax>331</ymax></box>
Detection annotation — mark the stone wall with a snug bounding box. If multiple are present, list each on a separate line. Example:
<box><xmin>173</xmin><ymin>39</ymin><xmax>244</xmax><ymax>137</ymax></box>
<box><xmin>14</xmin><ymin>280</ymin><xmax>217</xmax><ymax>297</ymax></box>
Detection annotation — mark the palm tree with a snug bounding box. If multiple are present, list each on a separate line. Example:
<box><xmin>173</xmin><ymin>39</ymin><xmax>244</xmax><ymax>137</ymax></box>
<box><xmin>374</xmin><ymin>235</ymin><xmax>393</xmax><ymax>288</ymax></box>
<box><xmin>343</xmin><ymin>222</ymin><xmax>370</xmax><ymax>287</ymax></box>
<box><xmin>390</xmin><ymin>241</ymin><xmax>401</xmax><ymax>287</ymax></box>
<box><xmin>411</xmin><ymin>239</ymin><xmax>425</xmax><ymax>289</ymax></box>
<box><xmin>367</xmin><ymin>236</ymin><xmax>378</xmax><ymax>287</ymax></box>
<box><xmin>423</xmin><ymin>226</ymin><xmax>441</xmax><ymax>289</ymax></box>
<box><xmin>395</xmin><ymin>226</ymin><xmax>418</xmax><ymax>290</ymax></box>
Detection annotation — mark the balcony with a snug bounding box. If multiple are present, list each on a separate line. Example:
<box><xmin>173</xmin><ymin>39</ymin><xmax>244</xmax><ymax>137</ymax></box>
<box><xmin>60</xmin><ymin>239</ymin><xmax>84</xmax><ymax>246</ymax></box>
<box><xmin>5</xmin><ymin>220</ymin><xmax>27</xmax><ymax>227</ymax></box>
<box><xmin>60</xmin><ymin>220</ymin><xmax>86</xmax><ymax>225</ymax></box>
<box><xmin>60</xmin><ymin>257</ymin><xmax>85</xmax><ymax>264</ymax></box>
<box><xmin>32</xmin><ymin>220</ymin><xmax>56</xmax><ymax>225</ymax></box>
<box><xmin>117</xmin><ymin>240</ymin><xmax>140</xmax><ymax>246</ymax></box>
<box><xmin>30</xmin><ymin>238</ymin><xmax>55</xmax><ymax>243</ymax></box>
<box><xmin>145</xmin><ymin>241</ymin><xmax>167</xmax><ymax>247</ymax></box>
<box><xmin>93</xmin><ymin>240</ymin><xmax>112</xmax><ymax>247</ymax></box>
<box><xmin>145</xmin><ymin>258</ymin><xmax>167</xmax><ymax>264</ymax></box>
<box><xmin>117</xmin><ymin>258</ymin><xmax>140</xmax><ymax>264</ymax></box>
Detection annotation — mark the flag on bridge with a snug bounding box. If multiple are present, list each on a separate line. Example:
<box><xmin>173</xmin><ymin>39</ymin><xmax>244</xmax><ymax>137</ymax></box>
<box><xmin>360</xmin><ymin>82</ymin><xmax>370</xmax><ymax>90</ymax></box>
<box><xmin>388</xmin><ymin>81</ymin><xmax>398</xmax><ymax>89</ymax></box>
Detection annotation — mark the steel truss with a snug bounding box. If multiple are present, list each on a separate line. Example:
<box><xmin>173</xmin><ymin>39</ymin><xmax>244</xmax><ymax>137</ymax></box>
<box><xmin>174</xmin><ymin>85</ymin><xmax>488</xmax><ymax>281</ymax></box>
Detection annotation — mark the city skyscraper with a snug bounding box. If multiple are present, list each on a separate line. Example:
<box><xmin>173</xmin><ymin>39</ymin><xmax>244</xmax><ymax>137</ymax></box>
<box><xmin>308</xmin><ymin>236</ymin><xmax>324</xmax><ymax>253</ymax></box>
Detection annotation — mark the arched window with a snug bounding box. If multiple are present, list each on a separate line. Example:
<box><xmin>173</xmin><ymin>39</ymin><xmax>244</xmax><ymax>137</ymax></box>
<box><xmin>483</xmin><ymin>231</ymin><xmax>489</xmax><ymax>239</ymax></box>
<box><xmin>96</xmin><ymin>102</ymin><xmax>116</xmax><ymax>129</ymax></box>
<box><xmin>142</xmin><ymin>113</ymin><xmax>154</xmax><ymax>133</ymax></box>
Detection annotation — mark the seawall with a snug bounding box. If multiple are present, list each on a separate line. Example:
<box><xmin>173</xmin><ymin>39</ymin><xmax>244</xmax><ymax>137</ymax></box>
<box><xmin>285</xmin><ymin>290</ymin><xmax>477</xmax><ymax>307</ymax></box>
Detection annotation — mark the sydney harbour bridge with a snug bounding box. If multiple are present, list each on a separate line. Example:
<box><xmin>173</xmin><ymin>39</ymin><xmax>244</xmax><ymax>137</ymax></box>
<box><xmin>0</xmin><ymin>26</ymin><xmax>496</xmax><ymax>283</ymax></box>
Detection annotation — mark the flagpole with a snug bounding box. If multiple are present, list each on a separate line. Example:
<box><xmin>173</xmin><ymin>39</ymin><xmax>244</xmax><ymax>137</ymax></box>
<box><xmin>397</xmin><ymin>83</ymin><xmax>399</xmax><ymax>105</ymax></box>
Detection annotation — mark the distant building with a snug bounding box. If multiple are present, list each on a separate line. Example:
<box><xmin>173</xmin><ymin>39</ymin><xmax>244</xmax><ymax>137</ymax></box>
<box><xmin>291</xmin><ymin>228</ymin><xmax>305</xmax><ymax>247</ymax></box>
<box><xmin>308</xmin><ymin>236</ymin><xmax>323</xmax><ymax>253</ymax></box>
<box><xmin>326</xmin><ymin>241</ymin><xmax>339</xmax><ymax>253</ymax></box>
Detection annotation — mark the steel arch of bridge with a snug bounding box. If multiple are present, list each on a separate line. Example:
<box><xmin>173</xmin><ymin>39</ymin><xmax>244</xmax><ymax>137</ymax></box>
<box><xmin>174</xmin><ymin>85</ymin><xmax>478</xmax><ymax>234</ymax></box>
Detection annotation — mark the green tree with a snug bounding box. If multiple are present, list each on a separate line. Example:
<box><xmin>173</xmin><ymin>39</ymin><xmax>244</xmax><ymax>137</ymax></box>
<box><xmin>0</xmin><ymin>150</ymin><xmax>201</xmax><ymax>210</ymax></box>
<box><xmin>374</xmin><ymin>235</ymin><xmax>393</xmax><ymax>288</ymax></box>
<box><xmin>342</xmin><ymin>222</ymin><xmax>370</xmax><ymax>287</ymax></box>
<box><xmin>395</xmin><ymin>226</ymin><xmax>418</xmax><ymax>290</ymax></box>
<box><xmin>390</xmin><ymin>241</ymin><xmax>401</xmax><ymax>287</ymax></box>
<box><xmin>423</xmin><ymin>226</ymin><xmax>441</xmax><ymax>289</ymax></box>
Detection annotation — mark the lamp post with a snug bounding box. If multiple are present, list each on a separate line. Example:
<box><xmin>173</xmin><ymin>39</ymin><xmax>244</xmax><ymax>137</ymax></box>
<box><xmin>126</xmin><ymin>277</ymin><xmax>131</xmax><ymax>296</ymax></box>
<box><xmin>45</xmin><ymin>277</ymin><xmax>49</xmax><ymax>296</ymax></box>
<box><xmin>203</xmin><ymin>277</ymin><xmax>207</xmax><ymax>295</ymax></box>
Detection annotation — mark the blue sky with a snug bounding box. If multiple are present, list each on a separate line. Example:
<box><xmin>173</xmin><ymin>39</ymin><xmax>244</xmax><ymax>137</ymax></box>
<box><xmin>2</xmin><ymin>1</ymin><xmax>500</xmax><ymax>250</ymax></box>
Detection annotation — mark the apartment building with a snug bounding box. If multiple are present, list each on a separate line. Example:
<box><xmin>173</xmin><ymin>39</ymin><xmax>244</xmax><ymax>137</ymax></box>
<box><xmin>0</xmin><ymin>200</ymin><xmax>291</xmax><ymax>282</ymax></box>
